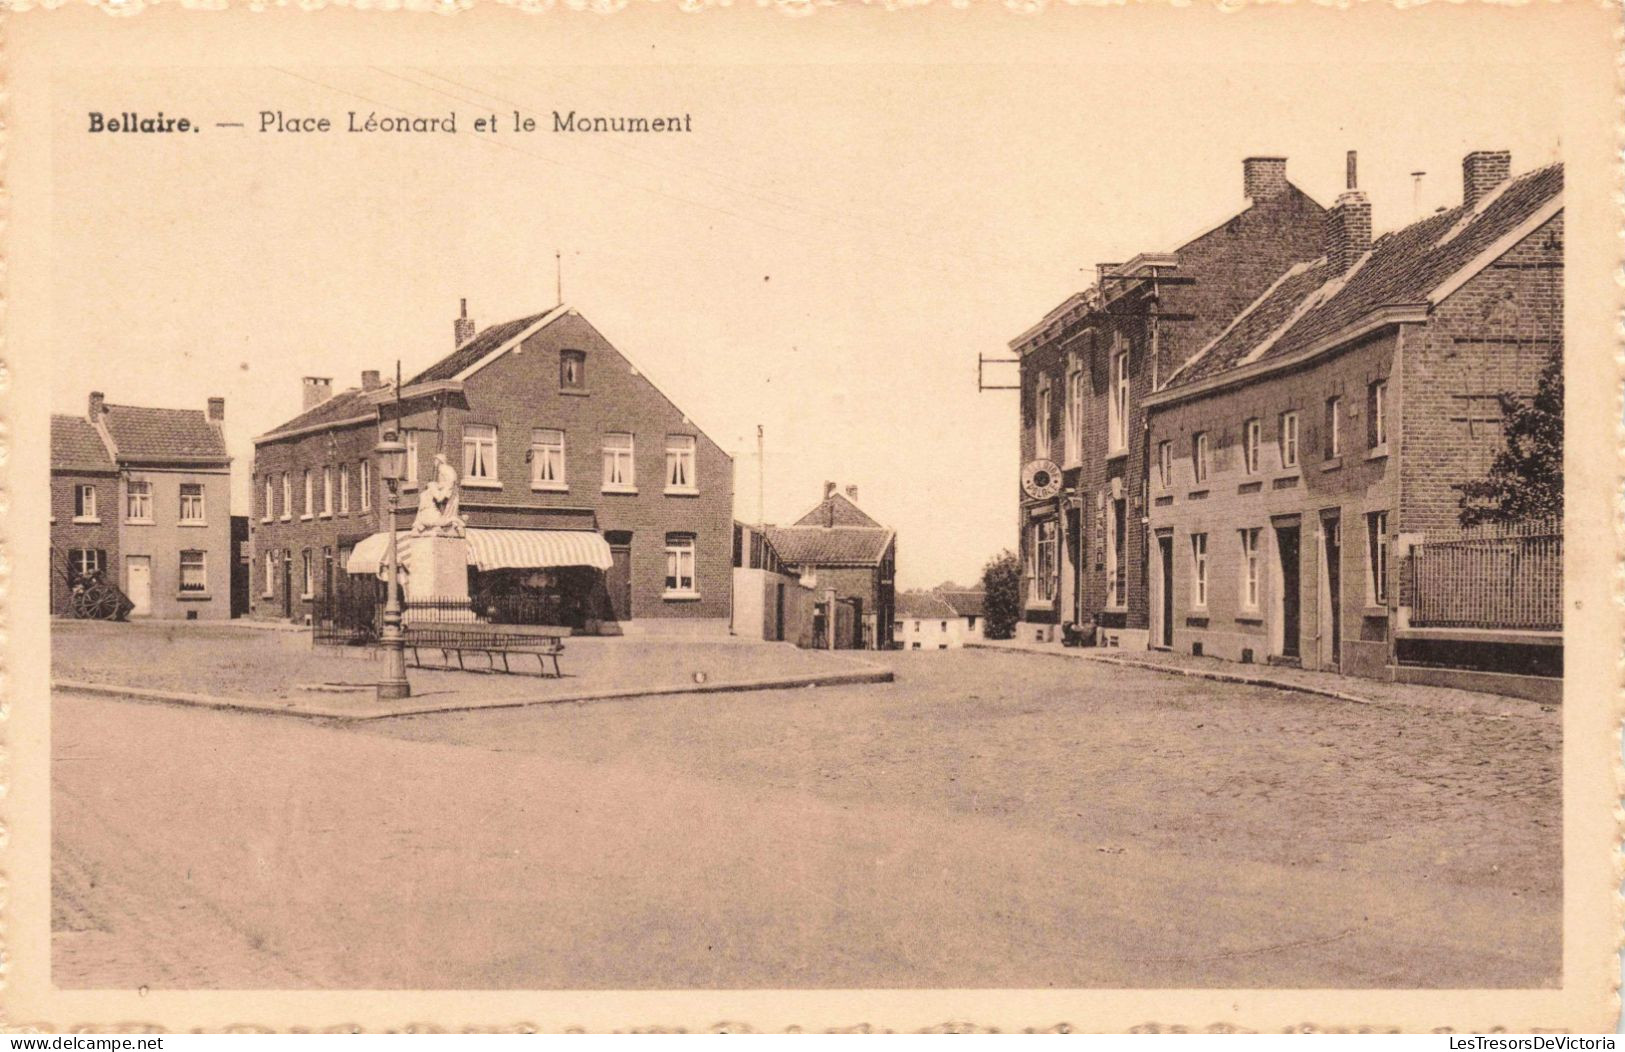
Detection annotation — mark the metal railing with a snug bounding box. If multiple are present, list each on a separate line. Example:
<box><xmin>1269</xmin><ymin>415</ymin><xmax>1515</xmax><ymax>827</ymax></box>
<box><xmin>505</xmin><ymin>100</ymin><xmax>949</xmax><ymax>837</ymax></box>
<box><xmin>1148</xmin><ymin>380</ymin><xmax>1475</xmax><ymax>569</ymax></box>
<box><xmin>1407</xmin><ymin>520</ymin><xmax>1561</xmax><ymax>631</ymax></box>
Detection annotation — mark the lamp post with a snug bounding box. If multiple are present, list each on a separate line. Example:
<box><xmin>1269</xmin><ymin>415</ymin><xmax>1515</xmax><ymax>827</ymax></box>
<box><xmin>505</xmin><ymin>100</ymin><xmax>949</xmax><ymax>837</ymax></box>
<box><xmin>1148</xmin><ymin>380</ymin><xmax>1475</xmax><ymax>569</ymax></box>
<box><xmin>375</xmin><ymin>431</ymin><xmax>411</xmax><ymax>701</ymax></box>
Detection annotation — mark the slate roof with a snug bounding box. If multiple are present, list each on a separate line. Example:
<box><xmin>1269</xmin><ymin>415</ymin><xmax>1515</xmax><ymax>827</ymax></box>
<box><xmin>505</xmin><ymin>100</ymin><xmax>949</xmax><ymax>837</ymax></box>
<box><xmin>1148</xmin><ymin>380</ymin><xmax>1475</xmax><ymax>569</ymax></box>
<box><xmin>896</xmin><ymin>591</ymin><xmax>956</xmax><ymax>619</ymax></box>
<box><xmin>51</xmin><ymin>415</ymin><xmax>114</xmax><ymax>472</ymax></box>
<box><xmin>1167</xmin><ymin>163</ymin><xmax>1563</xmax><ymax>391</ymax></box>
<box><xmin>261</xmin><ymin>387</ymin><xmax>376</xmax><ymax>440</ymax></box>
<box><xmin>407</xmin><ymin>309</ymin><xmax>559</xmax><ymax>385</ymax></box>
<box><xmin>793</xmin><ymin>492</ymin><xmax>883</xmax><ymax>529</ymax></box>
<box><xmin>762</xmin><ymin>525</ymin><xmax>895</xmax><ymax>567</ymax></box>
<box><xmin>936</xmin><ymin>589</ymin><xmax>985</xmax><ymax>618</ymax></box>
<box><xmin>101</xmin><ymin>403</ymin><xmax>228</xmax><ymax>461</ymax></box>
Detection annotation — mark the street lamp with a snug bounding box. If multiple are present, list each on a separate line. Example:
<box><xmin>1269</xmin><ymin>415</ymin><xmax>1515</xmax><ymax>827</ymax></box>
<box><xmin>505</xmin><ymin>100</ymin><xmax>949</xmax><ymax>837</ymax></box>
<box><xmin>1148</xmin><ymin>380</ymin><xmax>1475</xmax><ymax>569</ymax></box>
<box><xmin>374</xmin><ymin>431</ymin><xmax>411</xmax><ymax>701</ymax></box>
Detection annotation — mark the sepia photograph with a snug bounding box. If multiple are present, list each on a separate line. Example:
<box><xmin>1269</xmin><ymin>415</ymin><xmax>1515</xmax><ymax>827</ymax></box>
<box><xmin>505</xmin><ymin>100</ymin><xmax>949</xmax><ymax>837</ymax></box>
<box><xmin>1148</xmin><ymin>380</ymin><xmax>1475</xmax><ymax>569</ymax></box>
<box><xmin>4</xmin><ymin>0</ymin><xmax>1620</xmax><ymax>1035</ymax></box>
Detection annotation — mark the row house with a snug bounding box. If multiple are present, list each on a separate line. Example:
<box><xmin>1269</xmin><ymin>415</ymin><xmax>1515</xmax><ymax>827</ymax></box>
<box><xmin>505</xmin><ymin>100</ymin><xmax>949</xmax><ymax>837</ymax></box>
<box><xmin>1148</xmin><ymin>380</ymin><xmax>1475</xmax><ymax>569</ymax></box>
<box><xmin>763</xmin><ymin>484</ymin><xmax>897</xmax><ymax>650</ymax></box>
<box><xmin>251</xmin><ymin>302</ymin><xmax>735</xmax><ymax>635</ymax></box>
<box><xmin>1143</xmin><ymin>152</ymin><xmax>1562</xmax><ymax>688</ymax></box>
<box><xmin>894</xmin><ymin>588</ymin><xmax>984</xmax><ymax>650</ymax></box>
<box><xmin>51</xmin><ymin>392</ymin><xmax>233</xmax><ymax>619</ymax></box>
<box><xmin>1009</xmin><ymin>157</ymin><xmax>1327</xmax><ymax>646</ymax></box>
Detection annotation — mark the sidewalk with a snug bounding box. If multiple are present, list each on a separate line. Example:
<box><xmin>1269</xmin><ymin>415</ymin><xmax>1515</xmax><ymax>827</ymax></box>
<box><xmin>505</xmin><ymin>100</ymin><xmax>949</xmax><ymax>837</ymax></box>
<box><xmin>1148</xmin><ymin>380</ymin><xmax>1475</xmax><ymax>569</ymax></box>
<box><xmin>51</xmin><ymin>620</ymin><xmax>891</xmax><ymax>721</ymax></box>
<box><xmin>970</xmin><ymin>637</ymin><xmax>1556</xmax><ymax>719</ymax></box>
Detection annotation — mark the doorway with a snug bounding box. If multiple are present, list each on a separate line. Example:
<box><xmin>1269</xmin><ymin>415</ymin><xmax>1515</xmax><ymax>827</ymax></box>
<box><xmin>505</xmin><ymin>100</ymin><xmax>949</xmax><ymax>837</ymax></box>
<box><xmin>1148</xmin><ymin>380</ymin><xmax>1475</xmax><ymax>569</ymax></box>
<box><xmin>1320</xmin><ymin>514</ymin><xmax>1342</xmax><ymax>670</ymax></box>
<box><xmin>773</xmin><ymin>582</ymin><xmax>786</xmax><ymax>642</ymax></box>
<box><xmin>1275</xmin><ymin>525</ymin><xmax>1301</xmax><ymax>660</ymax></box>
<box><xmin>281</xmin><ymin>552</ymin><xmax>293</xmax><ymax>619</ymax></box>
<box><xmin>605</xmin><ymin>532</ymin><xmax>633</xmax><ymax>622</ymax></box>
<box><xmin>125</xmin><ymin>556</ymin><xmax>152</xmax><ymax>617</ymax></box>
<box><xmin>1155</xmin><ymin>532</ymin><xmax>1174</xmax><ymax>649</ymax></box>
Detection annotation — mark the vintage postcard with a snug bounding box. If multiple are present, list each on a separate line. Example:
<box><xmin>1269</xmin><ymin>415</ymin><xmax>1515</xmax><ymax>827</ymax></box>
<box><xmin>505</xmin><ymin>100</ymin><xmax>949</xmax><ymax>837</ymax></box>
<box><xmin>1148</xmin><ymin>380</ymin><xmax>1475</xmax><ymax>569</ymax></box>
<box><xmin>2</xmin><ymin>0</ymin><xmax>1619</xmax><ymax>1034</ymax></box>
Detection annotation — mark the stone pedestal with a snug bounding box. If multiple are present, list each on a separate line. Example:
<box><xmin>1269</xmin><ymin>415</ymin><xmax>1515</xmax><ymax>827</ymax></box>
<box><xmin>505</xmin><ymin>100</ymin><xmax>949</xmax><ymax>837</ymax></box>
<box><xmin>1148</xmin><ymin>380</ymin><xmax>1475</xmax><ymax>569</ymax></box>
<box><xmin>404</xmin><ymin>535</ymin><xmax>474</xmax><ymax>622</ymax></box>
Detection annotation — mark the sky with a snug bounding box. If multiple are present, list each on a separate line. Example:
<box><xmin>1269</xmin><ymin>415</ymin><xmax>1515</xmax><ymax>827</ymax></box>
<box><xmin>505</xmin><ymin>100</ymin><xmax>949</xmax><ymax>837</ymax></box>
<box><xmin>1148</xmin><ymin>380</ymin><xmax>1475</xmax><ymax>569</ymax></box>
<box><xmin>48</xmin><ymin>41</ymin><xmax>1562</xmax><ymax>589</ymax></box>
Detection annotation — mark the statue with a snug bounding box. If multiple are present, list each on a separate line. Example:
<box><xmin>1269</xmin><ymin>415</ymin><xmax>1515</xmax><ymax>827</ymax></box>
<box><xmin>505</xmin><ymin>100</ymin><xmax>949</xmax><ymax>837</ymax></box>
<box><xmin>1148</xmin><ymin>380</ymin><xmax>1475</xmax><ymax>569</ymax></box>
<box><xmin>411</xmin><ymin>452</ymin><xmax>467</xmax><ymax>537</ymax></box>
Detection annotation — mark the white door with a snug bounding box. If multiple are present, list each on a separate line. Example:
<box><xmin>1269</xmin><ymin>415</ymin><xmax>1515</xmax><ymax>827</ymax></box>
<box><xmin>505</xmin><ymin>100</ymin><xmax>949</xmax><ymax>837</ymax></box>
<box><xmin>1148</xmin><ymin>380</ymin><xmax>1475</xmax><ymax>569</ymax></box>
<box><xmin>126</xmin><ymin>556</ymin><xmax>151</xmax><ymax>617</ymax></box>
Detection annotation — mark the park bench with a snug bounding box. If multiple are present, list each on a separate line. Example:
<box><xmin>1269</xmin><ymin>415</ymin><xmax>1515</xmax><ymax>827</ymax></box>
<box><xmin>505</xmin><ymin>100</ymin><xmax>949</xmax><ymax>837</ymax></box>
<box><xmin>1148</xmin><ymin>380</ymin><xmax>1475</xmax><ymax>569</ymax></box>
<box><xmin>403</xmin><ymin>622</ymin><xmax>569</xmax><ymax>677</ymax></box>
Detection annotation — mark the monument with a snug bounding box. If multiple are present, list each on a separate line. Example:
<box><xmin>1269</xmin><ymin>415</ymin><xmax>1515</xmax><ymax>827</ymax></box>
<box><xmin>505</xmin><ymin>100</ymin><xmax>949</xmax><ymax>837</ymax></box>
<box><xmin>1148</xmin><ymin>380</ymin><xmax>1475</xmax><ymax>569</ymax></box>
<box><xmin>406</xmin><ymin>452</ymin><xmax>474</xmax><ymax>620</ymax></box>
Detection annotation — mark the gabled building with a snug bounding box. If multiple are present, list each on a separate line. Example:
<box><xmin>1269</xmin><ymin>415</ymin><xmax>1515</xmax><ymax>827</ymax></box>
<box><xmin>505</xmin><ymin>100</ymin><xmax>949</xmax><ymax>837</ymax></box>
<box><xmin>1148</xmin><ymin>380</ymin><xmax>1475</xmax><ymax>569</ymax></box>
<box><xmin>252</xmin><ymin>302</ymin><xmax>734</xmax><ymax>635</ymax></box>
<box><xmin>51</xmin><ymin>391</ymin><xmax>233</xmax><ymax>619</ymax></box>
<box><xmin>1144</xmin><ymin>152</ymin><xmax>1562</xmax><ymax>688</ymax></box>
<box><xmin>894</xmin><ymin>588</ymin><xmax>985</xmax><ymax>650</ymax></box>
<box><xmin>1010</xmin><ymin>157</ymin><xmax>1328</xmax><ymax>648</ymax></box>
<box><xmin>764</xmin><ymin>483</ymin><xmax>896</xmax><ymax>649</ymax></box>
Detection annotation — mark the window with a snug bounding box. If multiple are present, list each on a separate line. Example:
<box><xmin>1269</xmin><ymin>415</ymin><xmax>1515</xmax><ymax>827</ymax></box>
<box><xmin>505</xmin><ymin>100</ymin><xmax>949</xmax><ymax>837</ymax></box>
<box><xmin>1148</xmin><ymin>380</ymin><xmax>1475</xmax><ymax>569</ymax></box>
<box><xmin>561</xmin><ymin>350</ymin><xmax>586</xmax><ymax>389</ymax></box>
<box><xmin>1028</xmin><ymin>519</ymin><xmax>1058</xmax><ymax>602</ymax></box>
<box><xmin>339</xmin><ymin>466</ymin><xmax>350</xmax><ymax>515</ymax></box>
<box><xmin>404</xmin><ymin>431</ymin><xmax>419</xmax><ymax>486</ymax></box>
<box><xmin>179</xmin><ymin>483</ymin><xmax>205</xmax><ymax>524</ymax></box>
<box><xmin>1368</xmin><ymin>380</ymin><xmax>1388</xmax><ymax>449</ymax></box>
<box><xmin>302</xmin><ymin>470</ymin><xmax>314</xmax><ymax>519</ymax></box>
<box><xmin>1367</xmin><ymin>511</ymin><xmax>1390</xmax><ymax>604</ymax></box>
<box><xmin>1279</xmin><ymin>411</ymin><xmax>1300</xmax><ymax>469</ymax></box>
<box><xmin>69</xmin><ymin>548</ymin><xmax>104</xmax><ymax>581</ymax></box>
<box><xmin>281</xmin><ymin>473</ymin><xmax>292</xmax><ymax>520</ymax></box>
<box><xmin>1239</xmin><ymin>528</ymin><xmax>1261</xmax><ymax>611</ymax></box>
<box><xmin>126</xmin><ymin>480</ymin><xmax>152</xmax><ymax>523</ymax></box>
<box><xmin>301</xmin><ymin>549</ymin><xmax>314</xmax><ymax>598</ymax></box>
<box><xmin>1109</xmin><ymin>347</ymin><xmax>1130</xmax><ymax>454</ymax></box>
<box><xmin>1107</xmin><ymin>497</ymin><xmax>1127</xmax><ymax>609</ymax></box>
<box><xmin>664</xmin><ymin>533</ymin><xmax>697</xmax><ymax>595</ymax></box>
<box><xmin>463</xmin><ymin>424</ymin><xmax>499</xmax><ymax>482</ymax></box>
<box><xmin>1192</xmin><ymin>432</ymin><xmax>1209</xmax><ymax>485</ymax></box>
<box><xmin>665</xmin><ymin>435</ymin><xmax>697</xmax><ymax>493</ymax></box>
<box><xmin>1190</xmin><ymin>533</ymin><xmax>1209</xmax><ymax>608</ymax></box>
<box><xmin>321</xmin><ymin>466</ymin><xmax>334</xmax><ymax>516</ymax></box>
<box><xmin>360</xmin><ymin>461</ymin><xmax>372</xmax><ymax>511</ymax></box>
<box><xmin>1157</xmin><ymin>440</ymin><xmax>1172</xmax><ymax>489</ymax></box>
<box><xmin>1063</xmin><ymin>363</ymin><xmax>1084</xmax><ymax>467</ymax></box>
<box><xmin>1034</xmin><ymin>380</ymin><xmax>1052</xmax><ymax>461</ymax></box>
<box><xmin>1325</xmin><ymin>396</ymin><xmax>1342</xmax><ymax>458</ymax></box>
<box><xmin>940</xmin><ymin>621</ymin><xmax>948</xmax><ymax>632</ymax></box>
<box><xmin>73</xmin><ymin>484</ymin><xmax>98</xmax><ymax>522</ymax></box>
<box><xmin>179</xmin><ymin>550</ymin><xmax>207</xmax><ymax>593</ymax></box>
<box><xmin>530</xmin><ymin>429</ymin><xmax>566</xmax><ymax>490</ymax></box>
<box><xmin>602</xmin><ymin>432</ymin><xmax>636</xmax><ymax>491</ymax></box>
<box><xmin>262</xmin><ymin>476</ymin><xmax>274</xmax><ymax>523</ymax></box>
<box><xmin>263</xmin><ymin>551</ymin><xmax>276</xmax><ymax>597</ymax></box>
<box><xmin>1243</xmin><ymin>418</ymin><xmax>1262</xmax><ymax>475</ymax></box>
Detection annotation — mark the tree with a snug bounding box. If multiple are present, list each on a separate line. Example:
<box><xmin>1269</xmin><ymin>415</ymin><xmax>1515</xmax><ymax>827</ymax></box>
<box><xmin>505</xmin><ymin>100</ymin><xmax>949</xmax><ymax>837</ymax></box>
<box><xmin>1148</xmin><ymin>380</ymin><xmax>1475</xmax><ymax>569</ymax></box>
<box><xmin>979</xmin><ymin>549</ymin><xmax>1022</xmax><ymax>640</ymax></box>
<box><xmin>1455</xmin><ymin>347</ymin><xmax>1563</xmax><ymax>527</ymax></box>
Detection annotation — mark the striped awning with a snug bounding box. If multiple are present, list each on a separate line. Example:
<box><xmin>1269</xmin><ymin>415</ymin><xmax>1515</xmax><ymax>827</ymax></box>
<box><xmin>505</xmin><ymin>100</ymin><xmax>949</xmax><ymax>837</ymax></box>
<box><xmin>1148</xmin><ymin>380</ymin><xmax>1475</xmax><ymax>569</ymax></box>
<box><xmin>345</xmin><ymin>529</ymin><xmax>614</xmax><ymax>576</ymax></box>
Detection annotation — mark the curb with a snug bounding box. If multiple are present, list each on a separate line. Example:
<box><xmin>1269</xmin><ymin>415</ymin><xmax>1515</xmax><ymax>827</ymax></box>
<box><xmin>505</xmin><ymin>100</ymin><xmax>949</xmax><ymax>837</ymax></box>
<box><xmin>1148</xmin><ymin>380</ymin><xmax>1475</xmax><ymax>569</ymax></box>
<box><xmin>53</xmin><ymin>663</ymin><xmax>894</xmax><ymax>722</ymax></box>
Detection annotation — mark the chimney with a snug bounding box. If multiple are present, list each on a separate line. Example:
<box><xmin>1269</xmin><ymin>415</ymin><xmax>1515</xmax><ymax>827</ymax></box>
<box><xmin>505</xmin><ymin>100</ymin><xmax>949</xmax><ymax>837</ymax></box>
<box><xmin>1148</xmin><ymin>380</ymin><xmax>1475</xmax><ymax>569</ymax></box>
<box><xmin>361</xmin><ymin>369</ymin><xmax>382</xmax><ymax>390</ymax></box>
<box><xmin>1462</xmin><ymin>150</ymin><xmax>1511</xmax><ymax>208</ymax></box>
<box><xmin>845</xmin><ymin>484</ymin><xmax>859</xmax><ymax>503</ymax></box>
<box><xmin>207</xmin><ymin>397</ymin><xmax>225</xmax><ymax>422</ymax></box>
<box><xmin>824</xmin><ymin>480</ymin><xmax>837</xmax><ymax>500</ymax></box>
<box><xmin>454</xmin><ymin>298</ymin><xmax>476</xmax><ymax>349</ymax></box>
<box><xmin>88</xmin><ymin>391</ymin><xmax>104</xmax><ymax>420</ymax></box>
<box><xmin>1323</xmin><ymin>151</ymin><xmax>1372</xmax><ymax>275</ymax></box>
<box><xmin>1243</xmin><ymin>157</ymin><xmax>1289</xmax><ymax>201</ymax></box>
<box><xmin>301</xmin><ymin>376</ymin><xmax>333</xmax><ymax>412</ymax></box>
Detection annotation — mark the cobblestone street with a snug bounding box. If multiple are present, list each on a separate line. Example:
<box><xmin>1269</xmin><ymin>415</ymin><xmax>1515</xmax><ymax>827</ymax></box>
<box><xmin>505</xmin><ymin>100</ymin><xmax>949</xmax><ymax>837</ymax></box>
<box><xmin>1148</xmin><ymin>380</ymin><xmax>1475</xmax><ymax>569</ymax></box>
<box><xmin>53</xmin><ymin>647</ymin><xmax>1560</xmax><ymax>990</ymax></box>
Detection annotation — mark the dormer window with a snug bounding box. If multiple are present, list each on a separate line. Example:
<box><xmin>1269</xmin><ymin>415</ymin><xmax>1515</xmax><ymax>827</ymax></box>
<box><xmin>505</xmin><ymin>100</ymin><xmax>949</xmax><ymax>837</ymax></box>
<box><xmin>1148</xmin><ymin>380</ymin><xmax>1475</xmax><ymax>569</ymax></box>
<box><xmin>561</xmin><ymin>350</ymin><xmax>586</xmax><ymax>390</ymax></box>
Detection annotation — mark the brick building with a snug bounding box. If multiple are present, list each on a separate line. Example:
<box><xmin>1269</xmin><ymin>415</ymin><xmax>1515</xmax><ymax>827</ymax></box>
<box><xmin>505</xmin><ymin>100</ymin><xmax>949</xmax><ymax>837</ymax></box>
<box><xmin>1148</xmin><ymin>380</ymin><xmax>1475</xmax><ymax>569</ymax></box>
<box><xmin>252</xmin><ymin>303</ymin><xmax>734</xmax><ymax>635</ymax></box>
<box><xmin>764</xmin><ymin>484</ymin><xmax>896</xmax><ymax>649</ymax></box>
<box><xmin>1009</xmin><ymin>157</ymin><xmax>1327</xmax><ymax>647</ymax></box>
<box><xmin>1143</xmin><ymin>152</ymin><xmax>1562</xmax><ymax>686</ymax></box>
<box><xmin>51</xmin><ymin>392</ymin><xmax>233</xmax><ymax>619</ymax></box>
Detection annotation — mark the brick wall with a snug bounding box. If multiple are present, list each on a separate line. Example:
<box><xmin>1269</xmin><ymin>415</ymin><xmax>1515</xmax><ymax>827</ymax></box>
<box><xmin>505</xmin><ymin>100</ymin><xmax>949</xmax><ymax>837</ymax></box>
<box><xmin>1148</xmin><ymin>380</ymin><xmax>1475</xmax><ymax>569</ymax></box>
<box><xmin>50</xmin><ymin>470</ymin><xmax>120</xmax><ymax>616</ymax></box>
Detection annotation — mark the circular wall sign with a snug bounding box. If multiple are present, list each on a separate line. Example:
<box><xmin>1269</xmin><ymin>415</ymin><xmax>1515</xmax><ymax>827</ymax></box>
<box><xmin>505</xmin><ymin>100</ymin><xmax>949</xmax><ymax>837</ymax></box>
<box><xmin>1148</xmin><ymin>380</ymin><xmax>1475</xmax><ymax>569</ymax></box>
<box><xmin>1021</xmin><ymin>459</ymin><xmax>1063</xmax><ymax>501</ymax></box>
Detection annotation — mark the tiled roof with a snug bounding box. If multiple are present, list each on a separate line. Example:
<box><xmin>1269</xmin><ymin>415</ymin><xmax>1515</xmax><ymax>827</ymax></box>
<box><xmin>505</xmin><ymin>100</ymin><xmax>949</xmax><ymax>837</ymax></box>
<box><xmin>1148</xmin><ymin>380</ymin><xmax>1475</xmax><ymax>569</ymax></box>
<box><xmin>1168</xmin><ymin>163</ymin><xmax>1563</xmax><ymax>390</ymax></box>
<box><xmin>407</xmin><ymin>309</ymin><xmax>559</xmax><ymax>385</ymax></box>
<box><xmin>896</xmin><ymin>591</ymin><xmax>956</xmax><ymax>619</ymax></box>
<box><xmin>793</xmin><ymin>492</ymin><xmax>883</xmax><ymax>528</ymax></box>
<box><xmin>51</xmin><ymin>415</ymin><xmax>114</xmax><ymax>472</ymax></box>
<box><xmin>101</xmin><ymin>403</ymin><xmax>228</xmax><ymax>461</ymax></box>
<box><xmin>261</xmin><ymin>387</ymin><xmax>376</xmax><ymax>439</ymax></box>
<box><xmin>936</xmin><ymin>589</ymin><xmax>985</xmax><ymax>618</ymax></box>
<box><xmin>763</xmin><ymin>525</ymin><xmax>894</xmax><ymax>567</ymax></box>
